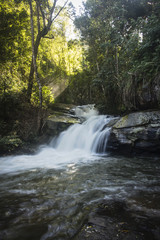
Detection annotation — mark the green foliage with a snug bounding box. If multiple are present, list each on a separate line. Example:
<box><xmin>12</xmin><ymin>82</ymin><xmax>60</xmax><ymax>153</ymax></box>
<box><xmin>31</xmin><ymin>85</ymin><xmax>54</xmax><ymax>108</ymax></box>
<box><xmin>68</xmin><ymin>70</ymin><xmax>92</xmax><ymax>104</ymax></box>
<box><xmin>1</xmin><ymin>0</ymin><xmax>159</xmax><ymax>118</ymax></box>
<box><xmin>0</xmin><ymin>135</ymin><xmax>23</xmax><ymax>153</ymax></box>
<box><xmin>0</xmin><ymin>0</ymin><xmax>83</xmax><ymax>109</ymax></box>
<box><xmin>0</xmin><ymin>0</ymin><xmax>30</xmax><ymax>63</ymax></box>
<box><xmin>0</xmin><ymin>0</ymin><xmax>31</xmax><ymax>119</ymax></box>
<box><xmin>0</xmin><ymin>0</ymin><xmax>85</xmax><ymax>153</ymax></box>
<box><xmin>73</xmin><ymin>0</ymin><xmax>160</xmax><ymax>112</ymax></box>
<box><xmin>135</xmin><ymin>14</ymin><xmax>160</xmax><ymax>76</ymax></box>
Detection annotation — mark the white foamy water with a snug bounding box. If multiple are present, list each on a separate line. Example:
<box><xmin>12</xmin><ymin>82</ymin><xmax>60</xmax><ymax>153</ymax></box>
<box><xmin>0</xmin><ymin>148</ymin><xmax>100</xmax><ymax>174</ymax></box>
<box><xmin>0</xmin><ymin>105</ymin><xmax>111</xmax><ymax>174</ymax></box>
<box><xmin>74</xmin><ymin>104</ymin><xmax>98</xmax><ymax>119</ymax></box>
<box><xmin>54</xmin><ymin>115</ymin><xmax>111</xmax><ymax>153</ymax></box>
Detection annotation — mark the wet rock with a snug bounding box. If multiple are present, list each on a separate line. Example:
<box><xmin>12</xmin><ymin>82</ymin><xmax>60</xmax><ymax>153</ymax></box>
<box><xmin>73</xmin><ymin>200</ymin><xmax>160</xmax><ymax>240</ymax></box>
<box><xmin>107</xmin><ymin>110</ymin><xmax>160</xmax><ymax>155</ymax></box>
<box><xmin>102</xmin><ymin>117</ymin><xmax>120</xmax><ymax>130</ymax></box>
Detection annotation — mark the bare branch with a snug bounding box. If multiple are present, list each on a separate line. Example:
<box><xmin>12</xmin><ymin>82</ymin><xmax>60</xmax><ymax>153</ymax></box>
<box><xmin>51</xmin><ymin>0</ymin><xmax>69</xmax><ymax>24</ymax></box>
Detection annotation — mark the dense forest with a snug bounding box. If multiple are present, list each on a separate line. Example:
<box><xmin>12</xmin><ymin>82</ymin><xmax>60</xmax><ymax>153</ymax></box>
<box><xmin>0</xmin><ymin>0</ymin><xmax>160</xmax><ymax>153</ymax></box>
<box><xmin>70</xmin><ymin>0</ymin><xmax>160</xmax><ymax>112</ymax></box>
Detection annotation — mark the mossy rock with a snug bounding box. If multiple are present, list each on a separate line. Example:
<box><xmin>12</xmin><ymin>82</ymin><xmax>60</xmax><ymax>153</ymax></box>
<box><xmin>113</xmin><ymin>111</ymin><xmax>160</xmax><ymax>129</ymax></box>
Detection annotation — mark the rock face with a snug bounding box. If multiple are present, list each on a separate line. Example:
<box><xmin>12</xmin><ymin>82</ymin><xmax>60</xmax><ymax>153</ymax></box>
<box><xmin>107</xmin><ymin>110</ymin><xmax>160</xmax><ymax>155</ymax></box>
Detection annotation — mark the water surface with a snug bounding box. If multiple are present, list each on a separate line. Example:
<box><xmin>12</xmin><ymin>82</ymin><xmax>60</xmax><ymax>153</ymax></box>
<box><xmin>0</xmin><ymin>111</ymin><xmax>160</xmax><ymax>239</ymax></box>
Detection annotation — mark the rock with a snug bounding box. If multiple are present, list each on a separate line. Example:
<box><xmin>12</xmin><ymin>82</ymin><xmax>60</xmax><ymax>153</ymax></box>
<box><xmin>102</xmin><ymin>117</ymin><xmax>120</xmax><ymax>129</ymax></box>
<box><xmin>107</xmin><ymin>110</ymin><xmax>160</xmax><ymax>155</ymax></box>
<box><xmin>51</xmin><ymin>103</ymin><xmax>76</xmax><ymax>114</ymax></box>
<box><xmin>113</xmin><ymin>111</ymin><xmax>160</xmax><ymax>128</ymax></box>
<box><xmin>43</xmin><ymin>111</ymin><xmax>80</xmax><ymax>136</ymax></box>
<box><xmin>73</xmin><ymin>199</ymin><xmax>160</xmax><ymax>240</ymax></box>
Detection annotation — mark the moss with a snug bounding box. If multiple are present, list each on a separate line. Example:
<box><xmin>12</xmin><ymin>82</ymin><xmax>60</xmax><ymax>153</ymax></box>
<box><xmin>0</xmin><ymin>135</ymin><xmax>23</xmax><ymax>153</ymax></box>
<box><xmin>113</xmin><ymin>115</ymin><xmax>129</xmax><ymax>129</ymax></box>
<box><xmin>48</xmin><ymin>114</ymin><xmax>79</xmax><ymax>124</ymax></box>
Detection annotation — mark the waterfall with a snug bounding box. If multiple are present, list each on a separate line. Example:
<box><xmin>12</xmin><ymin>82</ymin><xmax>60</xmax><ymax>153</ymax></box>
<box><xmin>52</xmin><ymin>105</ymin><xmax>112</xmax><ymax>154</ymax></box>
<box><xmin>0</xmin><ymin>105</ymin><xmax>112</xmax><ymax>175</ymax></box>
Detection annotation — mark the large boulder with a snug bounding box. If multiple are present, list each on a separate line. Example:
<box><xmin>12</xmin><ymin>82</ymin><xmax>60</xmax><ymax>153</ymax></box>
<box><xmin>107</xmin><ymin>110</ymin><xmax>160</xmax><ymax>155</ymax></box>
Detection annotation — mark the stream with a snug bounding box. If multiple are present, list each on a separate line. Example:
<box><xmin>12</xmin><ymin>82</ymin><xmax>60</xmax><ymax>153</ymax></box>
<box><xmin>0</xmin><ymin>106</ymin><xmax>160</xmax><ymax>239</ymax></box>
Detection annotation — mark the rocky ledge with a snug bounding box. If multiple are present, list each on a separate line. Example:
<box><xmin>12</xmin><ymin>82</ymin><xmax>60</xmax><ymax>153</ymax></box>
<box><xmin>107</xmin><ymin>110</ymin><xmax>160</xmax><ymax>155</ymax></box>
<box><xmin>43</xmin><ymin>104</ymin><xmax>80</xmax><ymax>137</ymax></box>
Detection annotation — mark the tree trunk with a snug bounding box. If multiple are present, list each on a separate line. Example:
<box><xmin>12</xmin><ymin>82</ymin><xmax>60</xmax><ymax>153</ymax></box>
<box><xmin>115</xmin><ymin>46</ymin><xmax>119</xmax><ymax>78</ymax></box>
<box><xmin>28</xmin><ymin>0</ymin><xmax>42</xmax><ymax>108</ymax></box>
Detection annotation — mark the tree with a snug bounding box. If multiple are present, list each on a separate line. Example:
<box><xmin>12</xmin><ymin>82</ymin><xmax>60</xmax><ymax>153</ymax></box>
<box><xmin>26</xmin><ymin>0</ymin><xmax>69</xmax><ymax>105</ymax></box>
<box><xmin>74</xmin><ymin>0</ymin><xmax>160</xmax><ymax>112</ymax></box>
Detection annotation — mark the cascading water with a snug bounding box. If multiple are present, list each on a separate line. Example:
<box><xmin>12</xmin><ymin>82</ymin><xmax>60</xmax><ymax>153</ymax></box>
<box><xmin>53</xmin><ymin>112</ymin><xmax>111</xmax><ymax>154</ymax></box>
<box><xmin>0</xmin><ymin>105</ymin><xmax>160</xmax><ymax>240</ymax></box>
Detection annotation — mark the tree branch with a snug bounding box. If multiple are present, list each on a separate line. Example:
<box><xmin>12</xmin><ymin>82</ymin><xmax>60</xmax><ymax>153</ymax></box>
<box><xmin>51</xmin><ymin>0</ymin><xmax>69</xmax><ymax>24</ymax></box>
<box><xmin>35</xmin><ymin>0</ymin><xmax>40</xmax><ymax>34</ymax></box>
<box><xmin>49</xmin><ymin>0</ymin><xmax>57</xmax><ymax>24</ymax></box>
<box><xmin>44</xmin><ymin>35</ymin><xmax>54</xmax><ymax>39</ymax></box>
<box><xmin>39</xmin><ymin>1</ymin><xmax>46</xmax><ymax>28</ymax></box>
